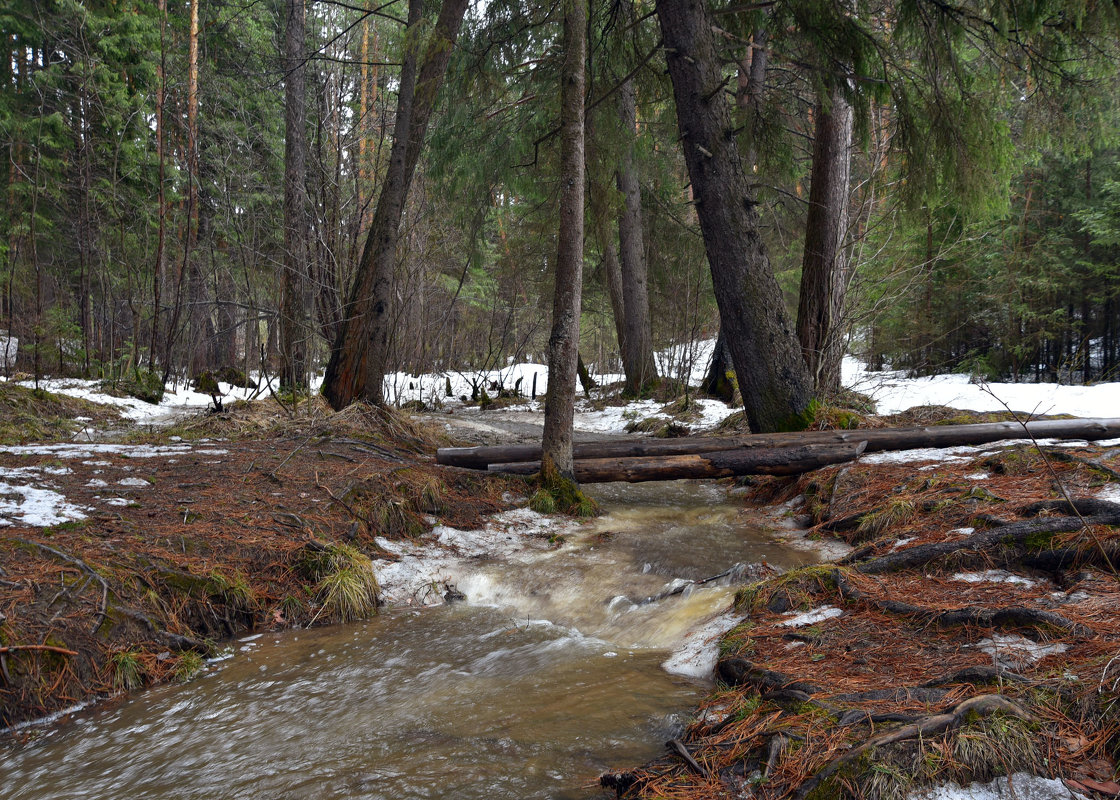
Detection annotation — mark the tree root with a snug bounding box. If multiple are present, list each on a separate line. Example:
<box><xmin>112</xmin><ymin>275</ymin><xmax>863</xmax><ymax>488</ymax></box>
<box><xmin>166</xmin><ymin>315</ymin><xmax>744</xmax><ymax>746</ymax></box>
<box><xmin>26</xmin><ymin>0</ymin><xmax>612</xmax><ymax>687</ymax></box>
<box><xmin>668</xmin><ymin>739</ymin><xmax>708</xmax><ymax>777</ymax></box>
<box><xmin>832</xmin><ymin>569</ymin><xmax>1093</xmax><ymax>636</ymax></box>
<box><xmin>923</xmin><ymin>665</ymin><xmax>1029</xmax><ymax>686</ymax></box>
<box><xmin>794</xmin><ymin>694</ymin><xmax>1034</xmax><ymax>799</ymax></box>
<box><xmin>851</xmin><ymin>507</ymin><xmax>1120</xmax><ymax>574</ymax></box>
<box><xmin>1018</xmin><ymin>497</ymin><xmax>1120</xmax><ymax>517</ymax></box>
<box><xmin>14</xmin><ymin>538</ymin><xmax>111</xmax><ymax>633</ymax></box>
<box><xmin>0</xmin><ymin>645</ymin><xmax>79</xmax><ymax>657</ymax></box>
<box><xmin>113</xmin><ymin>606</ymin><xmax>211</xmax><ymax>654</ymax></box>
<box><xmin>1040</xmin><ymin>450</ymin><xmax>1120</xmax><ymax>482</ymax></box>
<box><xmin>717</xmin><ymin>657</ymin><xmax>823</xmax><ymax>694</ymax></box>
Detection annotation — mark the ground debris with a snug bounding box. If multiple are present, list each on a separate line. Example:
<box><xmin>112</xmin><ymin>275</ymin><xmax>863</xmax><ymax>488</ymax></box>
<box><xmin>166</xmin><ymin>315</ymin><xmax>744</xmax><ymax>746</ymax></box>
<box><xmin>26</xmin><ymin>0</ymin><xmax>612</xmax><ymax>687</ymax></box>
<box><xmin>608</xmin><ymin>439</ymin><xmax>1120</xmax><ymax>799</ymax></box>
<box><xmin>0</xmin><ymin>402</ymin><xmax>520</xmax><ymax>732</ymax></box>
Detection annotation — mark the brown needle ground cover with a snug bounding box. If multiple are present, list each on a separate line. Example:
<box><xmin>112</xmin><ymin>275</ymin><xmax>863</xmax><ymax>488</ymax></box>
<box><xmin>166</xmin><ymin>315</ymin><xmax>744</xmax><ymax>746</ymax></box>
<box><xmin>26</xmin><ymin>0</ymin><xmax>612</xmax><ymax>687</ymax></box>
<box><xmin>603</xmin><ymin>420</ymin><xmax>1120</xmax><ymax>799</ymax></box>
<box><xmin>0</xmin><ymin>394</ymin><xmax>519</xmax><ymax>734</ymax></box>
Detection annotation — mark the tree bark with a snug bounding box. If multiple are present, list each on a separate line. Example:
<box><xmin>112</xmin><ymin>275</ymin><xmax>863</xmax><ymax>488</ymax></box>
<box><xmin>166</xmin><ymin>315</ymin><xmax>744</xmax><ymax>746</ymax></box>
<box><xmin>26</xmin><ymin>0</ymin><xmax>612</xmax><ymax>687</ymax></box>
<box><xmin>185</xmin><ymin>0</ymin><xmax>204</xmax><ymax>377</ymax></box>
<box><xmin>797</xmin><ymin>84</ymin><xmax>853</xmax><ymax>395</ymax></box>
<box><xmin>656</xmin><ymin>0</ymin><xmax>813</xmax><ymax>432</ymax></box>
<box><xmin>151</xmin><ymin>0</ymin><xmax>167</xmax><ymax>374</ymax></box>
<box><xmin>322</xmin><ymin>0</ymin><xmax>469</xmax><ymax>409</ymax></box>
<box><xmin>281</xmin><ymin>0</ymin><xmax>309</xmax><ymax>390</ymax></box>
<box><xmin>540</xmin><ymin>0</ymin><xmax>587</xmax><ymax>480</ymax></box>
<box><xmin>616</xmin><ymin>56</ymin><xmax>657</xmax><ymax>395</ymax></box>
<box><xmin>700</xmin><ymin>327</ymin><xmax>736</xmax><ymax>402</ymax></box>
<box><xmin>437</xmin><ymin>417</ymin><xmax>1120</xmax><ymax>469</ymax></box>
<box><xmin>491</xmin><ymin>441</ymin><xmax>867</xmax><ymax>483</ymax></box>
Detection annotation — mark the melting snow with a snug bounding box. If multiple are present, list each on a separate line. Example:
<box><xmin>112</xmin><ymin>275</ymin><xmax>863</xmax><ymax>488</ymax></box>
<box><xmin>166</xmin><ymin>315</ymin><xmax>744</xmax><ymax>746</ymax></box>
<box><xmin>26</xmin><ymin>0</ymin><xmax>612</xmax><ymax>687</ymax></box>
<box><xmin>951</xmin><ymin>570</ymin><xmax>1037</xmax><ymax>586</ymax></box>
<box><xmin>909</xmin><ymin>773</ymin><xmax>1088</xmax><ymax>799</ymax></box>
<box><xmin>976</xmin><ymin>634</ymin><xmax>1067</xmax><ymax>666</ymax></box>
<box><xmin>0</xmin><ymin>443</ymin><xmax>227</xmax><ymax>458</ymax></box>
<box><xmin>661</xmin><ymin>611</ymin><xmax>741</xmax><ymax>678</ymax></box>
<box><xmin>0</xmin><ymin>481</ymin><xmax>88</xmax><ymax>527</ymax></box>
<box><xmin>779</xmin><ymin>606</ymin><xmax>843</xmax><ymax>627</ymax></box>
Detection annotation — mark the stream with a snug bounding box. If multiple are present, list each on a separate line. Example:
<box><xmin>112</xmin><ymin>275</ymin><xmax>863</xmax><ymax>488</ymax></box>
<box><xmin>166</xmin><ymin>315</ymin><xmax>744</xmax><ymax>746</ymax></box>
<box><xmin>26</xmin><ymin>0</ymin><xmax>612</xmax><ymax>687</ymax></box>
<box><xmin>1</xmin><ymin>481</ymin><xmax>816</xmax><ymax>799</ymax></box>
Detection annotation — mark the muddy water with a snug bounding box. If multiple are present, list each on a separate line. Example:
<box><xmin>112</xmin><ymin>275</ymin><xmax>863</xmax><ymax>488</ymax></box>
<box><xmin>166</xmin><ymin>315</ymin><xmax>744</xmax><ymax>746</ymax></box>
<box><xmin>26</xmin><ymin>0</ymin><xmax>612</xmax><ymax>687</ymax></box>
<box><xmin>1</xmin><ymin>481</ymin><xmax>814</xmax><ymax>799</ymax></box>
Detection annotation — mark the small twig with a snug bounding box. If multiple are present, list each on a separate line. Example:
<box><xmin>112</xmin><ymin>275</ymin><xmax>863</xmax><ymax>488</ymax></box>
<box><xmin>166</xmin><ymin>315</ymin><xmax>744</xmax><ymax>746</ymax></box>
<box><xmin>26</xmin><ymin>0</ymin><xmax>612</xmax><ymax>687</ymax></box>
<box><xmin>268</xmin><ymin>433</ymin><xmax>316</xmax><ymax>481</ymax></box>
<box><xmin>0</xmin><ymin>645</ymin><xmax>79</xmax><ymax>656</ymax></box>
<box><xmin>667</xmin><ymin>738</ymin><xmax>708</xmax><ymax>776</ymax></box>
<box><xmin>14</xmin><ymin>538</ymin><xmax>111</xmax><ymax>633</ymax></box>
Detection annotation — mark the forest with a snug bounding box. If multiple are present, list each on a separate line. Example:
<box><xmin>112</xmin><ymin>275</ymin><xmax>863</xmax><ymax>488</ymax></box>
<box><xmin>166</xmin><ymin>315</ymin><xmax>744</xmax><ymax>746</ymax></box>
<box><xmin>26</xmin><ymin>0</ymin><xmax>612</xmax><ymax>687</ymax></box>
<box><xmin>2</xmin><ymin>0</ymin><xmax>1120</xmax><ymax>433</ymax></box>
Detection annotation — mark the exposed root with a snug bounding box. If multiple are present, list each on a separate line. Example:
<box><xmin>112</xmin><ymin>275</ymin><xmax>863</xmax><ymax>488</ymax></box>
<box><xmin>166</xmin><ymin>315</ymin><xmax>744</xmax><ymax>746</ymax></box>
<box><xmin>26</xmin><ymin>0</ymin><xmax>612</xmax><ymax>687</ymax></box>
<box><xmin>794</xmin><ymin>694</ymin><xmax>1034</xmax><ymax>800</ymax></box>
<box><xmin>853</xmin><ymin>508</ymin><xmax>1120</xmax><ymax>574</ymax></box>
<box><xmin>832</xmin><ymin>569</ymin><xmax>1094</xmax><ymax>636</ymax></box>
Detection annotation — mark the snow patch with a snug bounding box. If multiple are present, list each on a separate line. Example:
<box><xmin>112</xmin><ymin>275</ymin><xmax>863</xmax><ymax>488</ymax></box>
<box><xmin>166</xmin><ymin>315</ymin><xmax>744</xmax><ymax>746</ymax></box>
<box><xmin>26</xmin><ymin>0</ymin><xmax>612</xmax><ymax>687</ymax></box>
<box><xmin>0</xmin><ymin>443</ymin><xmax>228</xmax><ymax>459</ymax></box>
<box><xmin>779</xmin><ymin>606</ymin><xmax>843</xmax><ymax>628</ymax></box>
<box><xmin>0</xmin><ymin>481</ymin><xmax>88</xmax><ymax>527</ymax></box>
<box><xmin>976</xmin><ymin>634</ymin><xmax>1067</xmax><ymax>667</ymax></box>
<box><xmin>661</xmin><ymin>611</ymin><xmax>741</xmax><ymax>678</ymax></box>
<box><xmin>908</xmin><ymin>773</ymin><xmax>1088</xmax><ymax>800</ymax></box>
<box><xmin>951</xmin><ymin>570</ymin><xmax>1037</xmax><ymax>587</ymax></box>
<box><xmin>844</xmin><ymin>357</ymin><xmax>1120</xmax><ymax>420</ymax></box>
<box><xmin>1097</xmin><ymin>484</ymin><xmax>1120</xmax><ymax>504</ymax></box>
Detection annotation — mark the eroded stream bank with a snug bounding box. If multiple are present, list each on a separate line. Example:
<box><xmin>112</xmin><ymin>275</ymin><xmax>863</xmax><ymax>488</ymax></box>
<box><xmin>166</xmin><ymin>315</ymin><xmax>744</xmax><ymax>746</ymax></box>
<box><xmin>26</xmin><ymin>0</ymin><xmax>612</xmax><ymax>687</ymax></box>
<box><xmin>1</xmin><ymin>480</ymin><xmax>816</xmax><ymax>799</ymax></box>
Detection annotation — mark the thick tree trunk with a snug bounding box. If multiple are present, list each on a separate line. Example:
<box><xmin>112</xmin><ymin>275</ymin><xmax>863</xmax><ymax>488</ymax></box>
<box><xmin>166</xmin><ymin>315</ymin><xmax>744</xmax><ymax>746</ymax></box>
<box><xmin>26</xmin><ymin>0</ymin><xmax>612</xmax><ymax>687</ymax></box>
<box><xmin>492</xmin><ymin>441</ymin><xmax>867</xmax><ymax>483</ymax></box>
<box><xmin>616</xmin><ymin>76</ymin><xmax>657</xmax><ymax>395</ymax></box>
<box><xmin>438</xmin><ymin>417</ymin><xmax>1120</xmax><ymax>469</ymax></box>
<box><xmin>655</xmin><ymin>0</ymin><xmax>813</xmax><ymax>432</ymax></box>
<box><xmin>281</xmin><ymin>0</ymin><xmax>308</xmax><ymax>390</ymax></box>
<box><xmin>540</xmin><ymin>0</ymin><xmax>587</xmax><ymax>480</ymax></box>
<box><xmin>797</xmin><ymin>85</ymin><xmax>853</xmax><ymax>395</ymax></box>
<box><xmin>322</xmin><ymin>0</ymin><xmax>468</xmax><ymax>409</ymax></box>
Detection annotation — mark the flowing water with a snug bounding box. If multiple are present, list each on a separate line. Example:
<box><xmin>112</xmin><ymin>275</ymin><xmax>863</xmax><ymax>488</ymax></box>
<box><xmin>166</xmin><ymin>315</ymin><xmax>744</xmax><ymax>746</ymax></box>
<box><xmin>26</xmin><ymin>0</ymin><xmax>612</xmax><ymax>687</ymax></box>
<box><xmin>1</xmin><ymin>481</ymin><xmax>815</xmax><ymax>799</ymax></box>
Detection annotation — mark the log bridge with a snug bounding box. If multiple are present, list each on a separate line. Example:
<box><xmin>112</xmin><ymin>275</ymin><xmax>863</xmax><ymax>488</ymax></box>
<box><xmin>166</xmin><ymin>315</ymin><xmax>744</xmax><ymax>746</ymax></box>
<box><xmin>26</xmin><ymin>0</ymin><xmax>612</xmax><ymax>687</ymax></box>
<box><xmin>436</xmin><ymin>418</ymin><xmax>1120</xmax><ymax>483</ymax></box>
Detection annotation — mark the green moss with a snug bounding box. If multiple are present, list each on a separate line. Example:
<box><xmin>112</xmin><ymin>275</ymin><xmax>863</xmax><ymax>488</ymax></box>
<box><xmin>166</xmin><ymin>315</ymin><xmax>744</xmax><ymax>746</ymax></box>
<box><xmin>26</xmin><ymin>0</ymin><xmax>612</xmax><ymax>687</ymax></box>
<box><xmin>174</xmin><ymin>651</ymin><xmax>205</xmax><ymax>683</ymax></box>
<box><xmin>949</xmin><ymin>714</ymin><xmax>1040</xmax><ymax>783</ymax></box>
<box><xmin>529</xmin><ymin>489</ymin><xmax>557</xmax><ymax>514</ymax></box>
<box><xmin>719</xmin><ymin>620</ymin><xmax>756</xmax><ymax>658</ymax></box>
<box><xmin>207</xmin><ymin>570</ymin><xmax>255</xmax><ymax>609</ymax></box>
<box><xmin>533</xmin><ymin>468</ymin><xmax>600</xmax><ymax>517</ymax></box>
<box><xmin>738</xmin><ymin>565</ymin><xmax>842</xmax><ymax>614</ymax></box>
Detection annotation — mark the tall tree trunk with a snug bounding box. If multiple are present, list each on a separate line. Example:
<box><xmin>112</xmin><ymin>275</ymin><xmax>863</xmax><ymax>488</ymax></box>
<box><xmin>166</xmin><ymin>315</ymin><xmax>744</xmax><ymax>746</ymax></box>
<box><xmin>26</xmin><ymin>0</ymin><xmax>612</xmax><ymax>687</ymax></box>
<box><xmin>588</xmin><ymin>174</ymin><xmax>626</xmax><ymax>365</ymax></box>
<box><xmin>322</xmin><ymin>0</ymin><xmax>469</xmax><ymax>410</ymax></box>
<box><xmin>796</xmin><ymin>84</ymin><xmax>853</xmax><ymax>395</ymax></box>
<box><xmin>705</xmin><ymin>24</ymin><xmax>767</xmax><ymax>403</ymax></box>
<box><xmin>540</xmin><ymin>0</ymin><xmax>588</xmax><ymax>480</ymax></box>
<box><xmin>151</xmin><ymin>0</ymin><xmax>166</xmax><ymax>374</ymax></box>
<box><xmin>616</xmin><ymin>76</ymin><xmax>657</xmax><ymax>395</ymax></box>
<box><xmin>183</xmin><ymin>0</ymin><xmax>203</xmax><ymax>377</ymax></box>
<box><xmin>281</xmin><ymin>0</ymin><xmax>309</xmax><ymax>390</ymax></box>
<box><xmin>655</xmin><ymin>0</ymin><xmax>813</xmax><ymax>432</ymax></box>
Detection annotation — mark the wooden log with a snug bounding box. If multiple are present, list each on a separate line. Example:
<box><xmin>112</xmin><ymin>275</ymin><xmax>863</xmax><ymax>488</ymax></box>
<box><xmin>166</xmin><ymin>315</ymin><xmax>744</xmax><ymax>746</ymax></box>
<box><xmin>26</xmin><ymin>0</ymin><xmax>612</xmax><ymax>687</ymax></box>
<box><xmin>488</xmin><ymin>441</ymin><xmax>867</xmax><ymax>482</ymax></box>
<box><xmin>438</xmin><ymin>417</ymin><xmax>1120</xmax><ymax>469</ymax></box>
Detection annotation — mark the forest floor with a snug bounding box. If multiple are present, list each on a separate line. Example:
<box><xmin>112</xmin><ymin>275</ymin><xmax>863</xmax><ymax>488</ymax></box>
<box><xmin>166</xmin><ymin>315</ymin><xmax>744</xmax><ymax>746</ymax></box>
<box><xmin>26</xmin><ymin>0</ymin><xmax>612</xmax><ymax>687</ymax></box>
<box><xmin>0</xmin><ymin>386</ymin><xmax>525</xmax><ymax>734</ymax></box>
<box><xmin>3</xmin><ymin>380</ymin><xmax>1120</xmax><ymax>800</ymax></box>
<box><xmin>604</xmin><ymin>406</ymin><xmax>1120</xmax><ymax>800</ymax></box>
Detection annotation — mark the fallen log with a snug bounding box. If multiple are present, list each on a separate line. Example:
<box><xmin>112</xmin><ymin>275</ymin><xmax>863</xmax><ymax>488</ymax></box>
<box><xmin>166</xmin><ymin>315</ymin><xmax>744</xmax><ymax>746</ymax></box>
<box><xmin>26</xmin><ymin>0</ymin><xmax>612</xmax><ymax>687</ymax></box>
<box><xmin>488</xmin><ymin>441</ymin><xmax>868</xmax><ymax>483</ymax></box>
<box><xmin>438</xmin><ymin>417</ymin><xmax>1120</xmax><ymax>469</ymax></box>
